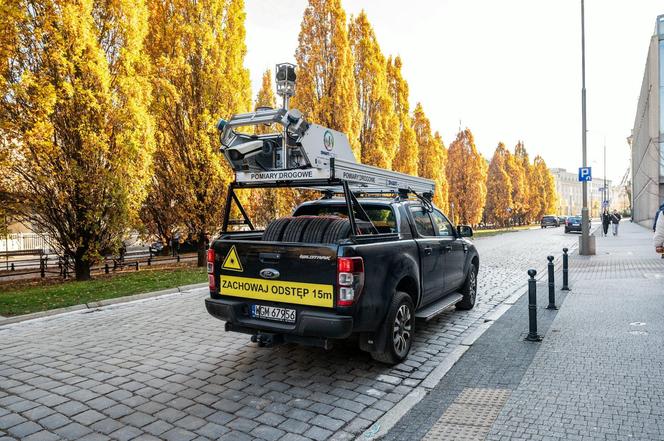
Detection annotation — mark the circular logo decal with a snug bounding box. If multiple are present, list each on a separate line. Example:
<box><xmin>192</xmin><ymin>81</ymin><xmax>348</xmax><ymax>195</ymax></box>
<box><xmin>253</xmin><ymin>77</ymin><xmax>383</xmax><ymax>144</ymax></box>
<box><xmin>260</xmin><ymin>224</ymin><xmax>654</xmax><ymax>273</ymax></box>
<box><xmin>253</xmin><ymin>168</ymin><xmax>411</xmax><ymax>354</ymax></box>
<box><xmin>323</xmin><ymin>130</ymin><xmax>334</xmax><ymax>151</ymax></box>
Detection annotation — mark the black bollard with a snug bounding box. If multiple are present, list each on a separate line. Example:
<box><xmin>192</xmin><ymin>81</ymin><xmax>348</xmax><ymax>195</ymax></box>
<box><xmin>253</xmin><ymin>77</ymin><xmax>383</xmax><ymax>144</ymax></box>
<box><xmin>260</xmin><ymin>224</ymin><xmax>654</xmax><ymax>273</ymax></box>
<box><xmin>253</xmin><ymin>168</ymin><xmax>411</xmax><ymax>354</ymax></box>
<box><xmin>40</xmin><ymin>258</ymin><xmax>45</xmax><ymax>278</ymax></box>
<box><xmin>105</xmin><ymin>263</ymin><xmax>109</xmax><ymax>274</ymax></box>
<box><xmin>562</xmin><ymin>248</ymin><xmax>569</xmax><ymax>291</ymax></box>
<box><xmin>147</xmin><ymin>257</ymin><xmax>151</xmax><ymax>266</ymax></box>
<box><xmin>10</xmin><ymin>263</ymin><xmax>14</xmax><ymax>272</ymax></box>
<box><xmin>135</xmin><ymin>261</ymin><xmax>139</xmax><ymax>271</ymax></box>
<box><xmin>526</xmin><ymin>269</ymin><xmax>542</xmax><ymax>342</ymax></box>
<box><xmin>546</xmin><ymin>256</ymin><xmax>557</xmax><ymax>310</ymax></box>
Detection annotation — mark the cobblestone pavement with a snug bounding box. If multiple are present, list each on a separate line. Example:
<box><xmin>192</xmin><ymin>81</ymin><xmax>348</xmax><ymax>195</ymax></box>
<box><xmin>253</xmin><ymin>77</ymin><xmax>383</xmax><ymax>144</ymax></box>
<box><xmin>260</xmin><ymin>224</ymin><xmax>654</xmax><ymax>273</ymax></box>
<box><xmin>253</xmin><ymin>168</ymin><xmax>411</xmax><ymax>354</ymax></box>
<box><xmin>487</xmin><ymin>222</ymin><xmax>664</xmax><ymax>441</ymax></box>
<box><xmin>0</xmin><ymin>227</ymin><xmax>576</xmax><ymax>441</ymax></box>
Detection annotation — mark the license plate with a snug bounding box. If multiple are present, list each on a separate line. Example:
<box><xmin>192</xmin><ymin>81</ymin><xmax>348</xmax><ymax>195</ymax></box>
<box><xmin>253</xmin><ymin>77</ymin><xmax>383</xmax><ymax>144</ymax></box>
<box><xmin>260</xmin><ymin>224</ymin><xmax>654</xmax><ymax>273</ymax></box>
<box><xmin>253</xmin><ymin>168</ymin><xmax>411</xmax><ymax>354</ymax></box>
<box><xmin>251</xmin><ymin>305</ymin><xmax>296</xmax><ymax>323</ymax></box>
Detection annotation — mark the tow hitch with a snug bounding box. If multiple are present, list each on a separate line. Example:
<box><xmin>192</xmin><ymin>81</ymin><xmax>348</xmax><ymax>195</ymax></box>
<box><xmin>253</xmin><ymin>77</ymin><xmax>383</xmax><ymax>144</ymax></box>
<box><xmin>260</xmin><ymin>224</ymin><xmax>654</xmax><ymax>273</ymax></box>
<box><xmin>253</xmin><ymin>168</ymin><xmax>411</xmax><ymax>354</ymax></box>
<box><xmin>251</xmin><ymin>333</ymin><xmax>284</xmax><ymax>348</ymax></box>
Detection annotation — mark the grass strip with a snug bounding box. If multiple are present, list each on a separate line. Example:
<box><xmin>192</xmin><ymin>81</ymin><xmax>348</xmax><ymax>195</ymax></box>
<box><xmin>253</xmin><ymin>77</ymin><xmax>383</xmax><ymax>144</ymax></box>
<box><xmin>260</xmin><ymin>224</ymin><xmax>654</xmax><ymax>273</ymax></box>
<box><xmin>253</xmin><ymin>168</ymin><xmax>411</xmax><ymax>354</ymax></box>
<box><xmin>0</xmin><ymin>265</ymin><xmax>206</xmax><ymax>317</ymax></box>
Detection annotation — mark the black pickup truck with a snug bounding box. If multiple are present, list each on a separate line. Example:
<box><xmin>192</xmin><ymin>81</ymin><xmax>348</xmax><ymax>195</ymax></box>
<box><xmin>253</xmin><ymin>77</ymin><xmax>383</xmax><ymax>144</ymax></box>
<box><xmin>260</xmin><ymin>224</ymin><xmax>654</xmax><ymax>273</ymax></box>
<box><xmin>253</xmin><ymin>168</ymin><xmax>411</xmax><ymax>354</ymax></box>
<box><xmin>205</xmin><ymin>196</ymin><xmax>479</xmax><ymax>364</ymax></box>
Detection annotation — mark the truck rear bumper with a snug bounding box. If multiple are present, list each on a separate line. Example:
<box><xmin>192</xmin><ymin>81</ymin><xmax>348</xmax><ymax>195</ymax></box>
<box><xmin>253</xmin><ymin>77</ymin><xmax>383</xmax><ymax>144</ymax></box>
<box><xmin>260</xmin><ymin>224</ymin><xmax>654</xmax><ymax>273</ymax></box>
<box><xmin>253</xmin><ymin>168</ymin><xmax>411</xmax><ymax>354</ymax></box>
<box><xmin>205</xmin><ymin>297</ymin><xmax>354</xmax><ymax>339</ymax></box>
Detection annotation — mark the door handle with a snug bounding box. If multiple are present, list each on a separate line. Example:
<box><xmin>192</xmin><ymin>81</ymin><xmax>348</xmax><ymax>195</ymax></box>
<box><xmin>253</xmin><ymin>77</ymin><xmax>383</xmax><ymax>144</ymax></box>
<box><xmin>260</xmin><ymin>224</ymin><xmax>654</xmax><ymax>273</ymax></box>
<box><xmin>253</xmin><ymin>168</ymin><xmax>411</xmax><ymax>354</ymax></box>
<box><xmin>423</xmin><ymin>247</ymin><xmax>432</xmax><ymax>256</ymax></box>
<box><xmin>442</xmin><ymin>245</ymin><xmax>452</xmax><ymax>252</ymax></box>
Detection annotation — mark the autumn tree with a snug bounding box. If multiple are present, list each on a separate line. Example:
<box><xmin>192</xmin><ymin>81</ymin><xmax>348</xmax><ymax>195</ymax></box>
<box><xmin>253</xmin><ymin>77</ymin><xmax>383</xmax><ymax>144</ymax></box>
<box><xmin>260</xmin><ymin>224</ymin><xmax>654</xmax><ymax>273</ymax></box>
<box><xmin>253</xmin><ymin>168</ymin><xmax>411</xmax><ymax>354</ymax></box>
<box><xmin>512</xmin><ymin>141</ymin><xmax>532</xmax><ymax>224</ymax></box>
<box><xmin>145</xmin><ymin>0</ymin><xmax>251</xmax><ymax>266</ymax></box>
<box><xmin>0</xmin><ymin>0</ymin><xmax>154</xmax><ymax>280</ymax></box>
<box><xmin>387</xmin><ymin>56</ymin><xmax>418</xmax><ymax>175</ymax></box>
<box><xmin>484</xmin><ymin>143</ymin><xmax>513</xmax><ymax>227</ymax></box>
<box><xmin>292</xmin><ymin>0</ymin><xmax>361</xmax><ymax>157</ymax></box>
<box><xmin>349</xmin><ymin>11</ymin><xmax>398</xmax><ymax>168</ymax></box>
<box><xmin>530</xmin><ymin>155</ymin><xmax>557</xmax><ymax>219</ymax></box>
<box><xmin>413</xmin><ymin>103</ymin><xmax>448</xmax><ymax>212</ymax></box>
<box><xmin>446</xmin><ymin>129</ymin><xmax>487</xmax><ymax>226</ymax></box>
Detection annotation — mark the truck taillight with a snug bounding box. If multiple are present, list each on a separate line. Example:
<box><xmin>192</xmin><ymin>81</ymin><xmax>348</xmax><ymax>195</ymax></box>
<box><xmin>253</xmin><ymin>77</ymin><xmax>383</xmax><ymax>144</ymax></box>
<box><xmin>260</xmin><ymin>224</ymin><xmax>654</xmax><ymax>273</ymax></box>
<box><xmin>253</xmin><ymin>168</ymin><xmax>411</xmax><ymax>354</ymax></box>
<box><xmin>207</xmin><ymin>249</ymin><xmax>216</xmax><ymax>291</ymax></box>
<box><xmin>337</xmin><ymin>257</ymin><xmax>364</xmax><ymax>307</ymax></box>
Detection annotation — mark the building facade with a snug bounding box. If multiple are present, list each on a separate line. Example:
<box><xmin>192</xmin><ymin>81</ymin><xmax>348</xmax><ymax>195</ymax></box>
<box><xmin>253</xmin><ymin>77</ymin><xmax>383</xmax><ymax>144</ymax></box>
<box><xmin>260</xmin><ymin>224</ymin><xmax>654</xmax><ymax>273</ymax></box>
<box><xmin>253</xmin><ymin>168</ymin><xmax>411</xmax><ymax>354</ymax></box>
<box><xmin>550</xmin><ymin>168</ymin><xmax>612</xmax><ymax>218</ymax></box>
<box><xmin>630</xmin><ymin>15</ymin><xmax>664</xmax><ymax>227</ymax></box>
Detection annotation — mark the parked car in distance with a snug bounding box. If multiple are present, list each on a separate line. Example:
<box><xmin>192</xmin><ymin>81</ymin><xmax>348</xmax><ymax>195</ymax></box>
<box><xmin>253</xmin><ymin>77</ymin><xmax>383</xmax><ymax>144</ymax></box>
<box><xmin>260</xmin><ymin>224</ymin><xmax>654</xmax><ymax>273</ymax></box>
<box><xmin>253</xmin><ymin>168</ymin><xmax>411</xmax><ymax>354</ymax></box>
<box><xmin>558</xmin><ymin>216</ymin><xmax>567</xmax><ymax>225</ymax></box>
<box><xmin>564</xmin><ymin>215</ymin><xmax>589</xmax><ymax>233</ymax></box>
<box><xmin>540</xmin><ymin>215</ymin><xmax>560</xmax><ymax>228</ymax></box>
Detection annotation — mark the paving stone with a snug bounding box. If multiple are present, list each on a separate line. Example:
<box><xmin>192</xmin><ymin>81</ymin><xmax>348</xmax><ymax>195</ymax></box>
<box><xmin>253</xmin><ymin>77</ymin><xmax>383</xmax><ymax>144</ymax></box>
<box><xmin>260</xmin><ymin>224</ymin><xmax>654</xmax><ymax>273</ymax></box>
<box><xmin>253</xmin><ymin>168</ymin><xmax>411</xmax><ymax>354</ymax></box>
<box><xmin>196</xmin><ymin>421</ymin><xmax>229</xmax><ymax>439</ymax></box>
<box><xmin>72</xmin><ymin>409</ymin><xmax>106</xmax><ymax>425</ymax></box>
<box><xmin>143</xmin><ymin>419</ymin><xmax>174</xmax><ymax>436</ymax></box>
<box><xmin>120</xmin><ymin>411</ymin><xmax>156</xmax><ymax>428</ymax></box>
<box><xmin>160</xmin><ymin>427</ymin><xmax>198</xmax><ymax>441</ymax></box>
<box><xmin>277</xmin><ymin>417</ymin><xmax>311</xmax><ymax>434</ymax></box>
<box><xmin>6</xmin><ymin>421</ymin><xmax>42</xmax><ymax>438</ymax></box>
<box><xmin>54</xmin><ymin>422</ymin><xmax>93</xmax><ymax>440</ymax></box>
<box><xmin>0</xmin><ymin>414</ymin><xmax>26</xmax><ymax>430</ymax></box>
<box><xmin>251</xmin><ymin>424</ymin><xmax>286</xmax><ymax>441</ymax></box>
<box><xmin>310</xmin><ymin>414</ymin><xmax>345</xmax><ymax>432</ymax></box>
<box><xmin>303</xmin><ymin>425</ymin><xmax>333</xmax><ymax>440</ymax></box>
<box><xmin>22</xmin><ymin>431</ymin><xmax>60</xmax><ymax>441</ymax></box>
<box><xmin>228</xmin><ymin>417</ymin><xmax>259</xmax><ymax>433</ymax></box>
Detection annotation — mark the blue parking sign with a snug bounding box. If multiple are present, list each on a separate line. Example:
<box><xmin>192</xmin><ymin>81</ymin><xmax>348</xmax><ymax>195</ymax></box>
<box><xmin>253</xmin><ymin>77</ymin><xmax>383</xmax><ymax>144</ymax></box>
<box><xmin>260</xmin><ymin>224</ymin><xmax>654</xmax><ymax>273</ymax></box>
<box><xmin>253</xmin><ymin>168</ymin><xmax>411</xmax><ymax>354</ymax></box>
<box><xmin>578</xmin><ymin>167</ymin><xmax>592</xmax><ymax>182</ymax></box>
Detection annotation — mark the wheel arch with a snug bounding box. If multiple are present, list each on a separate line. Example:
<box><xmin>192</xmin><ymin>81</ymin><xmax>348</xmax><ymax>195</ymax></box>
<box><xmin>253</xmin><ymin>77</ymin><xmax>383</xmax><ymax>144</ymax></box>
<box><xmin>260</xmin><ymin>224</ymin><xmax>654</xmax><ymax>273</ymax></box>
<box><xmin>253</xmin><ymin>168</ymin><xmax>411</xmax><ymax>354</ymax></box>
<box><xmin>395</xmin><ymin>275</ymin><xmax>419</xmax><ymax>309</ymax></box>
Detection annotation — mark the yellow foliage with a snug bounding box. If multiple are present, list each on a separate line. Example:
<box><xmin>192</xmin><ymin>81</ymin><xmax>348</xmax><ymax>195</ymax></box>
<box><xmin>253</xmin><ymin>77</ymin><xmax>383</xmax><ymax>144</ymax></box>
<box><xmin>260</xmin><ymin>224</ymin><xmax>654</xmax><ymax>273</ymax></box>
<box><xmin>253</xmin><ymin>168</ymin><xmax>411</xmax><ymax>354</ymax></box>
<box><xmin>0</xmin><ymin>0</ymin><xmax>154</xmax><ymax>279</ymax></box>
<box><xmin>413</xmin><ymin>103</ymin><xmax>448</xmax><ymax>212</ymax></box>
<box><xmin>511</xmin><ymin>141</ymin><xmax>532</xmax><ymax>223</ymax></box>
<box><xmin>145</xmin><ymin>0</ymin><xmax>252</xmax><ymax>264</ymax></box>
<box><xmin>446</xmin><ymin>129</ymin><xmax>487</xmax><ymax>226</ymax></box>
<box><xmin>349</xmin><ymin>11</ymin><xmax>399</xmax><ymax>168</ymax></box>
<box><xmin>387</xmin><ymin>56</ymin><xmax>418</xmax><ymax>175</ymax></box>
<box><xmin>531</xmin><ymin>155</ymin><xmax>557</xmax><ymax>219</ymax></box>
<box><xmin>292</xmin><ymin>0</ymin><xmax>362</xmax><ymax>158</ymax></box>
<box><xmin>484</xmin><ymin>143</ymin><xmax>513</xmax><ymax>226</ymax></box>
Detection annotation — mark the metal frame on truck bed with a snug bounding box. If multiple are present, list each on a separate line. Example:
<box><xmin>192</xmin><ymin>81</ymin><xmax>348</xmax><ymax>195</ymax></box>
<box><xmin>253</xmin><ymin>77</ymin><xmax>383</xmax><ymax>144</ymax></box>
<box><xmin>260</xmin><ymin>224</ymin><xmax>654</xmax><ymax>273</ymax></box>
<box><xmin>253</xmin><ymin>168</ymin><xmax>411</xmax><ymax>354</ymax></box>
<box><xmin>219</xmin><ymin>115</ymin><xmax>435</xmax><ymax>239</ymax></box>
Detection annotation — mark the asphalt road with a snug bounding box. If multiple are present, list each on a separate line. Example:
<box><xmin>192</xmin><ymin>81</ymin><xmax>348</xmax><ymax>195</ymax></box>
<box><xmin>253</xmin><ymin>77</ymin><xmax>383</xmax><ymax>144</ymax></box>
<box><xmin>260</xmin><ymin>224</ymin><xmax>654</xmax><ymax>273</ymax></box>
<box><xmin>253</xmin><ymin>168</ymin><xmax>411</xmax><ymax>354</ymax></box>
<box><xmin>0</xmin><ymin>226</ymin><xmax>578</xmax><ymax>441</ymax></box>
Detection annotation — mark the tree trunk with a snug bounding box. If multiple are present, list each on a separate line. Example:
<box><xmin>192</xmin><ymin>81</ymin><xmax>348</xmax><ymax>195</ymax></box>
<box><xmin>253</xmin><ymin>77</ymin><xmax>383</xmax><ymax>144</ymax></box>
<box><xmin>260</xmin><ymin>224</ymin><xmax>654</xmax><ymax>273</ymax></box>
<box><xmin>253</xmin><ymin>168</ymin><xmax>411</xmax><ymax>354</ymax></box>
<box><xmin>74</xmin><ymin>255</ymin><xmax>91</xmax><ymax>281</ymax></box>
<box><xmin>196</xmin><ymin>232</ymin><xmax>207</xmax><ymax>267</ymax></box>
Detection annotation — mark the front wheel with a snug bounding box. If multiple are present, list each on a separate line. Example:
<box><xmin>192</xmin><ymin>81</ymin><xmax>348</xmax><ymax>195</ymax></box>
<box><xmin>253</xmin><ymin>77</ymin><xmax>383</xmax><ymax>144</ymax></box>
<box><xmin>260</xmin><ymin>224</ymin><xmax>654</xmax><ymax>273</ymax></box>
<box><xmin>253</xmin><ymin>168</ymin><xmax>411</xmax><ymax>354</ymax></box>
<box><xmin>371</xmin><ymin>292</ymin><xmax>414</xmax><ymax>365</ymax></box>
<box><xmin>456</xmin><ymin>264</ymin><xmax>477</xmax><ymax>310</ymax></box>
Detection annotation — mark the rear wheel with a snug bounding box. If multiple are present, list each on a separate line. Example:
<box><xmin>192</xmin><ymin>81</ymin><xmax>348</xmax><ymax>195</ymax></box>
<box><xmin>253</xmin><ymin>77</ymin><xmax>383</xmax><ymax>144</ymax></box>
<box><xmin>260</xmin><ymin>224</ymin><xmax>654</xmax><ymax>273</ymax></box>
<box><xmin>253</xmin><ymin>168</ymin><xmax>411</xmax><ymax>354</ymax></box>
<box><xmin>371</xmin><ymin>291</ymin><xmax>414</xmax><ymax>364</ymax></box>
<box><xmin>456</xmin><ymin>264</ymin><xmax>477</xmax><ymax>310</ymax></box>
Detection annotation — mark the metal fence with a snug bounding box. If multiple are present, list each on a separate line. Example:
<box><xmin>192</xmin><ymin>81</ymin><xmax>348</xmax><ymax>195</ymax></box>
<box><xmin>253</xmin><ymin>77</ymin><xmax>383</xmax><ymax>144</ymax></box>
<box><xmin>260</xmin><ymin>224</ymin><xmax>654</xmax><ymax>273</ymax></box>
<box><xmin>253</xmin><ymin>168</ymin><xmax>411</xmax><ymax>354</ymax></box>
<box><xmin>0</xmin><ymin>233</ymin><xmax>52</xmax><ymax>253</ymax></box>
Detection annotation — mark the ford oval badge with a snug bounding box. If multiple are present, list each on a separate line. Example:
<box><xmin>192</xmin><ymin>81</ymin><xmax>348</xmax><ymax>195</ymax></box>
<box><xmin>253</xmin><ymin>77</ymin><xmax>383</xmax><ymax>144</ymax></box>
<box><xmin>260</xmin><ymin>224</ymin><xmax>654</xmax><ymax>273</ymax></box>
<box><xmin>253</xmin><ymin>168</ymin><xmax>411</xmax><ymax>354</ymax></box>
<box><xmin>259</xmin><ymin>268</ymin><xmax>280</xmax><ymax>279</ymax></box>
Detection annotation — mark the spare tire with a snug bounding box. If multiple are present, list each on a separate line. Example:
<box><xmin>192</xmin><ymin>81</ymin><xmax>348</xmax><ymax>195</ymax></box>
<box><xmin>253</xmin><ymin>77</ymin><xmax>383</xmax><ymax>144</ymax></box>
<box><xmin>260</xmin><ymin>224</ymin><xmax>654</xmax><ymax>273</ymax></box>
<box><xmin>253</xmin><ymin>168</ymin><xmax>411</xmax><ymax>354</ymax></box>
<box><xmin>282</xmin><ymin>217</ymin><xmax>314</xmax><ymax>242</ymax></box>
<box><xmin>301</xmin><ymin>217</ymin><xmax>337</xmax><ymax>243</ymax></box>
<box><xmin>262</xmin><ymin>217</ymin><xmax>291</xmax><ymax>241</ymax></box>
<box><xmin>322</xmin><ymin>219</ymin><xmax>352</xmax><ymax>243</ymax></box>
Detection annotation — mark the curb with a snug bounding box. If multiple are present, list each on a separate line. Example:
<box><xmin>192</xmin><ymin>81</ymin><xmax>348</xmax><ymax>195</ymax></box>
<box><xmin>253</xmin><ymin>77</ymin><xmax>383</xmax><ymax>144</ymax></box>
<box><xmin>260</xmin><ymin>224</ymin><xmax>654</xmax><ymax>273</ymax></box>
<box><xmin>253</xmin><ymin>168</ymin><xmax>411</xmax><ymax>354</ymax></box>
<box><xmin>0</xmin><ymin>282</ymin><xmax>207</xmax><ymax>327</ymax></box>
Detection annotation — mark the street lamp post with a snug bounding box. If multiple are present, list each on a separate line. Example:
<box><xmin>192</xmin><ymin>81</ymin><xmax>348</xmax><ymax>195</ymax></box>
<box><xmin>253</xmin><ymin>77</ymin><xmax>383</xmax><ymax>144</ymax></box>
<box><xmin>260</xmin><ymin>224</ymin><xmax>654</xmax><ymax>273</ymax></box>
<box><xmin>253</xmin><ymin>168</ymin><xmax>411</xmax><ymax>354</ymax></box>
<box><xmin>579</xmin><ymin>0</ymin><xmax>595</xmax><ymax>255</ymax></box>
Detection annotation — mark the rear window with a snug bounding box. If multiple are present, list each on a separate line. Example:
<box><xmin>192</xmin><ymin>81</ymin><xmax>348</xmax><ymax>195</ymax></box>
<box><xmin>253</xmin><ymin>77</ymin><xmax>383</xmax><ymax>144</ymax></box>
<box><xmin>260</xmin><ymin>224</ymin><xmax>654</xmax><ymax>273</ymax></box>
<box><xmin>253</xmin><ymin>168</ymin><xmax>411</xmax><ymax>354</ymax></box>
<box><xmin>543</xmin><ymin>216</ymin><xmax>556</xmax><ymax>221</ymax></box>
<box><xmin>294</xmin><ymin>204</ymin><xmax>398</xmax><ymax>233</ymax></box>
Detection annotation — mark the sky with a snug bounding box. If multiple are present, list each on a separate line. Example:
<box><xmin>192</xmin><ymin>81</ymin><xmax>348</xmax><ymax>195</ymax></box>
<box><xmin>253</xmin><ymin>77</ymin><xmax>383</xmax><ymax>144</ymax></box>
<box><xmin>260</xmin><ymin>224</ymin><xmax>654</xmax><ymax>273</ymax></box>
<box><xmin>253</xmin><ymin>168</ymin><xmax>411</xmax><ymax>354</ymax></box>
<box><xmin>244</xmin><ymin>0</ymin><xmax>663</xmax><ymax>184</ymax></box>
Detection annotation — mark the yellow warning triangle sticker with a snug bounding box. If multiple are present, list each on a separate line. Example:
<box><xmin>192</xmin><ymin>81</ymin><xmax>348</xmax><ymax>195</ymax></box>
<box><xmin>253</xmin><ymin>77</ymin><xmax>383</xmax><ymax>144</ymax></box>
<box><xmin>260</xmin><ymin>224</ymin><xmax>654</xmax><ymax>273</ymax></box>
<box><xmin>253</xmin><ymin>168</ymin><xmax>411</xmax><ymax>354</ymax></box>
<box><xmin>221</xmin><ymin>245</ymin><xmax>243</xmax><ymax>272</ymax></box>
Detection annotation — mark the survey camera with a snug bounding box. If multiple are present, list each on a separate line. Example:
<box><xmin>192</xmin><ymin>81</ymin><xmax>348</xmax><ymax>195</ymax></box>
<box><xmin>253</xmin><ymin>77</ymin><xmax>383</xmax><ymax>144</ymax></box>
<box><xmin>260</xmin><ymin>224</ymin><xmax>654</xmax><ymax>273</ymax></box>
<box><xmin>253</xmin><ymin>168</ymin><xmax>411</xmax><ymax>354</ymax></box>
<box><xmin>225</xmin><ymin>140</ymin><xmax>264</xmax><ymax>161</ymax></box>
<box><xmin>276</xmin><ymin>63</ymin><xmax>296</xmax><ymax>98</ymax></box>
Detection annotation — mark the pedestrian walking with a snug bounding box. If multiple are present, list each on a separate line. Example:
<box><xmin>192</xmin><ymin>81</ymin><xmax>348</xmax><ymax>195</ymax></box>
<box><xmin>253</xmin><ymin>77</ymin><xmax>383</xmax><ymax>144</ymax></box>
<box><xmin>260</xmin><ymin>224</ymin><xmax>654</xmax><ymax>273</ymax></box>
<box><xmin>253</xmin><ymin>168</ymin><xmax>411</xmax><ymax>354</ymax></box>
<box><xmin>601</xmin><ymin>210</ymin><xmax>610</xmax><ymax>236</ymax></box>
<box><xmin>610</xmin><ymin>210</ymin><xmax>621</xmax><ymax>236</ymax></box>
<box><xmin>655</xmin><ymin>207</ymin><xmax>664</xmax><ymax>257</ymax></box>
<box><xmin>653</xmin><ymin>202</ymin><xmax>664</xmax><ymax>232</ymax></box>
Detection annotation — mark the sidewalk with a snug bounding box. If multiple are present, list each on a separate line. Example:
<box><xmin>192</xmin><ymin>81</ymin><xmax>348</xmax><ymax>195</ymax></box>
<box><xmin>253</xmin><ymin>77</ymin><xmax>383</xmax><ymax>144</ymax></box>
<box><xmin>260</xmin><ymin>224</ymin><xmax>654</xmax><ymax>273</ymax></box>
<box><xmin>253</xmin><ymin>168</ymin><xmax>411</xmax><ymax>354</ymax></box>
<box><xmin>382</xmin><ymin>221</ymin><xmax>664</xmax><ymax>441</ymax></box>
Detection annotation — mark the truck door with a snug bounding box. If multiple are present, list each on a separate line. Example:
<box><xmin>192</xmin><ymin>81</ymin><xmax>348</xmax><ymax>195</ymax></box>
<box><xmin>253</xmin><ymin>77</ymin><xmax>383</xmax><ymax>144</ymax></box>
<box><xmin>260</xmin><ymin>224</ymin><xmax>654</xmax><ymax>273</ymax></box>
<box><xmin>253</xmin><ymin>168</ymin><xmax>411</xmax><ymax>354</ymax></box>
<box><xmin>409</xmin><ymin>207</ymin><xmax>446</xmax><ymax>305</ymax></box>
<box><xmin>430</xmin><ymin>210</ymin><xmax>466</xmax><ymax>292</ymax></box>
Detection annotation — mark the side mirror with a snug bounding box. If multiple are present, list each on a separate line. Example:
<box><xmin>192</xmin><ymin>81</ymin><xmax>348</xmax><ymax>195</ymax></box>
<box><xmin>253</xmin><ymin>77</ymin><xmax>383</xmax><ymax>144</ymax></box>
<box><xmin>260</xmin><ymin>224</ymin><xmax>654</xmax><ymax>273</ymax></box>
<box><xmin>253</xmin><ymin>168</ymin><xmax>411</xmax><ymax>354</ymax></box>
<box><xmin>457</xmin><ymin>225</ymin><xmax>473</xmax><ymax>237</ymax></box>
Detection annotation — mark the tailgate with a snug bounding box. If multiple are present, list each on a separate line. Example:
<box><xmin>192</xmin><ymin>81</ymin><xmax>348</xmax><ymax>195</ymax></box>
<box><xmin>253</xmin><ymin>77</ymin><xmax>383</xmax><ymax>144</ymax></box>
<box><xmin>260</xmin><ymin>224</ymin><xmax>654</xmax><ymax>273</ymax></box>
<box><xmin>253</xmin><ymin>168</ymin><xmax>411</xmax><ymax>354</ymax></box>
<box><xmin>214</xmin><ymin>240</ymin><xmax>337</xmax><ymax>308</ymax></box>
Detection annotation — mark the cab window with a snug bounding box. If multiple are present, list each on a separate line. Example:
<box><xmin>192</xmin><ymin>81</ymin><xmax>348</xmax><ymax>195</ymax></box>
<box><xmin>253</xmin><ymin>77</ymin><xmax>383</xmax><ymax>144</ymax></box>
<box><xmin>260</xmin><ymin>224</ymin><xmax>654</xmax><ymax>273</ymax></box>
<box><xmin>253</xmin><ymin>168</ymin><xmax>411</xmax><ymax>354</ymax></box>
<box><xmin>431</xmin><ymin>210</ymin><xmax>455</xmax><ymax>237</ymax></box>
<box><xmin>410</xmin><ymin>207</ymin><xmax>435</xmax><ymax>237</ymax></box>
